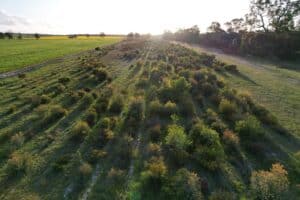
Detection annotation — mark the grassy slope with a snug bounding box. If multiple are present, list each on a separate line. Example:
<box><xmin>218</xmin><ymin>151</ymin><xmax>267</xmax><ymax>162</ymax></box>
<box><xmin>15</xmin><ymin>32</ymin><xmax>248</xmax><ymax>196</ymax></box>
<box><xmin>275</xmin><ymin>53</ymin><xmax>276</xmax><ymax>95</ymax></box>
<box><xmin>0</xmin><ymin>36</ymin><xmax>122</xmax><ymax>72</ymax></box>
<box><xmin>182</xmin><ymin>44</ymin><xmax>300</xmax><ymax>139</ymax></box>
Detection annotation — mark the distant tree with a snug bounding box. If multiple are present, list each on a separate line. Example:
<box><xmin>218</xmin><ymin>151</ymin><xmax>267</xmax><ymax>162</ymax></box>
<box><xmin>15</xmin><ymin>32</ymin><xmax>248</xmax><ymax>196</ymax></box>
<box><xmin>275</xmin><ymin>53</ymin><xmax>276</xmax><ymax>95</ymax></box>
<box><xmin>34</xmin><ymin>33</ymin><xmax>40</xmax><ymax>39</ymax></box>
<box><xmin>162</xmin><ymin>30</ymin><xmax>174</xmax><ymax>40</ymax></box>
<box><xmin>246</xmin><ymin>0</ymin><xmax>300</xmax><ymax>32</ymax></box>
<box><xmin>17</xmin><ymin>33</ymin><xmax>23</xmax><ymax>39</ymax></box>
<box><xmin>86</xmin><ymin>34</ymin><xmax>90</xmax><ymax>37</ymax></box>
<box><xmin>224</xmin><ymin>18</ymin><xmax>246</xmax><ymax>32</ymax></box>
<box><xmin>5</xmin><ymin>32</ymin><xmax>13</xmax><ymax>39</ymax></box>
<box><xmin>68</xmin><ymin>34</ymin><xmax>77</xmax><ymax>39</ymax></box>
<box><xmin>0</xmin><ymin>32</ymin><xmax>4</xmax><ymax>39</ymax></box>
<box><xmin>127</xmin><ymin>32</ymin><xmax>134</xmax><ymax>38</ymax></box>
<box><xmin>99</xmin><ymin>32</ymin><xmax>106</xmax><ymax>37</ymax></box>
<box><xmin>134</xmin><ymin>32</ymin><xmax>140</xmax><ymax>38</ymax></box>
<box><xmin>174</xmin><ymin>25</ymin><xmax>200</xmax><ymax>43</ymax></box>
<box><xmin>207</xmin><ymin>22</ymin><xmax>225</xmax><ymax>32</ymax></box>
<box><xmin>250</xmin><ymin>163</ymin><xmax>289</xmax><ymax>199</ymax></box>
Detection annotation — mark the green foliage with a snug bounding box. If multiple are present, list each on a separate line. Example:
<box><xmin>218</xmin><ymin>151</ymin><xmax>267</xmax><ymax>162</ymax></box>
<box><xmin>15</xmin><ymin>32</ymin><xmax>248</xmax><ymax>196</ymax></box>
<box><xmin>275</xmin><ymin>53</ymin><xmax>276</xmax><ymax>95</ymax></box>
<box><xmin>209</xmin><ymin>190</ymin><xmax>237</xmax><ymax>200</ymax></box>
<box><xmin>85</xmin><ymin>108</ymin><xmax>97</xmax><ymax>126</ymax></box>
<box><xmin>165</xmin><ymin>124</ymin><xmax>190</xmax><ymax>150</ymax></box>
<box><xmin>219</xmin><ymin>98</ymin><xmax>238</xmax><ymax>120</ymax></box>
<box><xmin>72</xmin><ymin>121</ymin><xmax>91</xmax><ymax>141</ymax></box>
<box><xmin>7</xmin><ymin>152</ymin><xmax>31</xmax><ymax>175</ymax></box>
<box><xmin>79</xmin><ymin>162</ymin><xmax>93</xmax><ymax>176</ymax></box>
<box><xmin>58</xmin><ymin>77</ymin><xmax>70</xmax><ymax>85</ymax></box>
<box><xmin>189</xmin><ymin>123</ymin><xmax>224</xmax><ymax>170</ymax></box>
<box><xmin>235</xmin><ymin>116</ymin><xmax>264</xmax><ymax>141</ymax></box>
<box><xmin>108</xmin><ymin>95</ymin><xmax>124</xmax><ymax>114</ymax></box>
<box><xmin>163</xmin><ymin>168</ymin><xmax>203</xmax><ymax>200</ymax></box>
<box><xmin>93</xmin><ymin>68</ymin><xmax>109</xmax><ymax>82</ymax></box>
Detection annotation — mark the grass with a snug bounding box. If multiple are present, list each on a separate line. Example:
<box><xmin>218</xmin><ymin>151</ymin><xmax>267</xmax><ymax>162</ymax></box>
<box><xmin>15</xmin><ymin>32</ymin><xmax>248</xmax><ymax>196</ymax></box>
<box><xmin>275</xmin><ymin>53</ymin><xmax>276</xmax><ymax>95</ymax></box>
<box><xmin>0</xmin><ymin>36</ymin><xmax>122</xmax><ymax>72</ymax></box>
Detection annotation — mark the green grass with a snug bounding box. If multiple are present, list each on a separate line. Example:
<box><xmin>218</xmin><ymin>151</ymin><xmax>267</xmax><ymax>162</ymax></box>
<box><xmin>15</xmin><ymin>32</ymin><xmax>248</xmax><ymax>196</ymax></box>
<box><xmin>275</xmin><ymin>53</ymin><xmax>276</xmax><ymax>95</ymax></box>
<box><xmin>0</xmin><ymin>36</ymin><xmax>122</xmax><ymax>72</ymax></box>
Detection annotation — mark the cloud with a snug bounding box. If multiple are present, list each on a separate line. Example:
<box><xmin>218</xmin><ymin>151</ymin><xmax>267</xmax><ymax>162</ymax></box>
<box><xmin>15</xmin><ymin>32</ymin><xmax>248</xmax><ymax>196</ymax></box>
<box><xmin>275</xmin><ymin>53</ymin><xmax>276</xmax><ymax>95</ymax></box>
<box><xmin>0</xmin><ymin>10</ymin><xmax>30</xmax><ymax>26</ymax></box>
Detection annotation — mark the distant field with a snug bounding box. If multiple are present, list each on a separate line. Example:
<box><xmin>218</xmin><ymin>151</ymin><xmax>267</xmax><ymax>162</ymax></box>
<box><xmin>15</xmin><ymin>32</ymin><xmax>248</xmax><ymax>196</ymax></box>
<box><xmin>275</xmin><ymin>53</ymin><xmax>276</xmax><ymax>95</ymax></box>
<box><xmin>0</xmin><ymin>36</ymin><xmax>122</xmax><ymax>72</ymax></box>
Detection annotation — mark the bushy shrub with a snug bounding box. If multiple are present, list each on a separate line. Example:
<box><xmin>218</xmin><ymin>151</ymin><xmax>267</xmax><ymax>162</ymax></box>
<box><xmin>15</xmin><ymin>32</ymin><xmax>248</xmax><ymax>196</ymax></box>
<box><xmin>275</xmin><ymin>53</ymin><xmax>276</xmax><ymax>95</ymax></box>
<box><xmin>165</xmin><ymin>124</ymin><xmax>190</xmax><ymax>150</ymax></box>
<box><xmin>52</xmin><ymin>155</ymin><xmax>71</xmax><ymax>172</ymax></box>
<box><xmin>141</xmin><ymin>156</ymin><xmax>167</xmax><ymax>192</ymax></box>
<box><xmin>85</xmin><ymin>108</ymin><xmax>97</xmax><ymax>126</ymax></box>
<box><xmin>40</xmin><ymin>95</ymin><xmax>51</xmax><ymax>104</ymax></box>
<box><xmin>10</xmin><ymin>132</ymin><xmax>25</xmax><ymax>148</ymax></box>
<box><xmin>159</xmin><ymin>77</ymin><xmax>191</xmax><ymax>103</ymax></box>
<box><xmin>149</xmin><ymin>123</ymin><xmax>162</xmax><ymax>142</ymax></box>
<box><xmin>218</xmin><ymin>98</ymin><xmax>238</xmax><ymax>120</ymax></box>
<box><xmin>108</xmin><ymin>95</ymin><xmax>124</xmax><ymax>114</ymax></box>
<box><xmin>107</xmin><ymin>168</ymin><xmax>125</xmax><ymax>184</ymax></box>
<box><xmin>72</xmin><ymin>121</ymin><xmax>91</xmax><ymax>141</ymax></box>
<box><xmin>48</xmin><ymin>105</ymin><xmax>67</xmax><ymax>121</ymax></box>
<box><xmin>58</xmin><ymin>77</ymin><xmax>70</xmax><ymax>85</ymax></box>
<box><xmin>224</xmin><ymin>64</ymin><xmax>238</xmax><ymax>73</ymax></box>
<box><xmin>189</xmin><ymin>124</ymin><xmax>224</xmax><ymax>170</ymax></box>
<box><xmin>235</xmin><ymin>116</ymin><xmax>264</xmax><ymax>141</ymax></box>
<box><xmin>79</xmin><ymin>162</ymin><xmax>93</xmax><ymax>176</ymax></box>
<box><xmin>163</xmin><ymin>168</ymin><xmax>203</xmax><ymax>200</ymax></box>
<box><xmin>7</xmin><ymin>105</ymin><xmax>17</xmax><ymax>114</ymax></box>
<box><xmin>250</xmin><ymin>163</ymin><xmax>289</xmax><ymax>200</ymax></box>
<box><xmin>7</xmin><ymin>152</ymin><xmax>31</xmax><ymax>175</ymax></box>
<box><xmin>222</xmin><ymin>130</ymin><xmax>239</xmax><ymax>147</ymax></box>
<box><xmin>93</xmin><ymin>68</ymin><xmax>109</xmax><ymax>82</ymax></box>
<box><xmin>125</xmin><ymin>98</ymin><xmax>144</xmax><ymax>123</ymax></box>
<box><xmin>99</xmin><ymin>117</ymin><xmax>111</xmax><ymax>129</ymax></box>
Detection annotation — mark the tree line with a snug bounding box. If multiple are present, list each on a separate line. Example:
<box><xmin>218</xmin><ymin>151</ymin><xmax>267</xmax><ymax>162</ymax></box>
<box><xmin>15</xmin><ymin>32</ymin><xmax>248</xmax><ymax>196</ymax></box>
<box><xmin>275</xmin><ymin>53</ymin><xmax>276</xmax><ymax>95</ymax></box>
<box><xmin>163</xmin><ymin>0</ymin><xmax>300</xmax><ymax>59</ymax></box>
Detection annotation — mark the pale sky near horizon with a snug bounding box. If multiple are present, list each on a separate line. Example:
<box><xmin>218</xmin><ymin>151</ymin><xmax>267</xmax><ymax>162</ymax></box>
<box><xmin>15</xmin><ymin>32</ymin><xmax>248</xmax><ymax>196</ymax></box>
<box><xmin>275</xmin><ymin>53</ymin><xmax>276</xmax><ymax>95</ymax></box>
<box><xmin>0</xmin><ymin>0</ymin><xmax>250</xmax><ymax>34</ymax></box>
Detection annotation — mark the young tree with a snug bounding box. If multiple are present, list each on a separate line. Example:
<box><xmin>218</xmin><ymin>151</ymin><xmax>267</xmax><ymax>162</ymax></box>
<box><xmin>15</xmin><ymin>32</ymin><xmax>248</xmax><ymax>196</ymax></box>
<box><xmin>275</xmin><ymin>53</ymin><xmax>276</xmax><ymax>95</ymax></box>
<box><xmin>0</xmin><ymin>32</ymin><xmax>4</xmax><ymax>39</ymax></box>
<box><xmin>224</xmin><ymin>18</ymin><xmax>246</xmax><ymax>32</ymax></box>
<box><xmin>246</xmin><ymin>0</ymin><xmax>300</xmax><ymax>32</ymax></box>
<box><xmin>165</xmin><ymin>124</ymin><xmax>190</xmax><ymax>150</ymax></box>
<box><xmin>5</xmin><ymin>32</ymin><xmax>13</xmax><ymax>39</ymax></box>
<box><xmin>250</xmin><ymin>163</ymin><xmax>289</xmax><ymax>199</ymax></box>
<box><xmin>17</xmin><ymin>33</ymin><xmax>22</xmax><ymax>39</ymax></box>
<box><xmin>34</xmin><ymin>33</ymin><xmax>40</xmax><ymax>39</ymax></box>
<box><xmin>207</xmin><ymin>22</ymin><xmax>225</xmax><ymax>33</ymax></box>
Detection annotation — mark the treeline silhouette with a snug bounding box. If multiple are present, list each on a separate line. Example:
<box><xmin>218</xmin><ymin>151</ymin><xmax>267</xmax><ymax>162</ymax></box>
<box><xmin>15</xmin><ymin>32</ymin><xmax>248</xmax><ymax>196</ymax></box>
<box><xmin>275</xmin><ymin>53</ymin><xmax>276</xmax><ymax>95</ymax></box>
<box><xmin>163</xmin><ymin>0</ymin><xmax>300</xmax><ymax>59</ymax></box>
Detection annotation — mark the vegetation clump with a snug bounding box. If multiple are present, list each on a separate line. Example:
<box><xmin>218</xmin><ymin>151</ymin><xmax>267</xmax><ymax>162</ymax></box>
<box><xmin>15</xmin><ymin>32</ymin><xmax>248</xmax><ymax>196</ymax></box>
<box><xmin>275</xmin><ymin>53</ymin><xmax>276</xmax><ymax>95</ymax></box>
<box><xmin>72</xmin><ymin>121</ymin><xmax>91</xmax><ymax>141</ymax></box>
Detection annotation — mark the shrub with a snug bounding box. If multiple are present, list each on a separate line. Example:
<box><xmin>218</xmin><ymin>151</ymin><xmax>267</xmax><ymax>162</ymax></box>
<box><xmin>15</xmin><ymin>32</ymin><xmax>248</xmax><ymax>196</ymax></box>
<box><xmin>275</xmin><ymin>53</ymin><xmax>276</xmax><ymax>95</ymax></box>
<box><xmin>108</xmin><ymin>95</ymin><xmax>123</xmax><ymax>114</ymax></box>
<box><xmin>52</xmin><ymin>155</ymin><xmax>71</xmax><ymax>172</ymax></box>
<box><xmin>219</xmin><ymin>98</ymin><xmax>238</xmax><ymax>120</ymax></box>
<box><xmin>250</xmin><ymin>163</ymin><xmax>289</xmax><ymax>200</ymax></box>
<box><xmin>163</xmin><ymin>168</ymin><xmax>203</xmax><ymax>200</ymax></box>
<box><xmin>85</xmin><ymin>109</ymin><xmax>97</xmax><ymax>126</ymax></box>
<box><xmin>141</xmin><ymin>156</ymin><xmax>167</xmax><ymax>191</ymax></box>
<box><xmin>48</xmin><ymin>105</ymin><xmax>67</xmax><ymax>120</ymax></box>
<box><xmin>165</xmin><ymin>124</ymin><xmax>190</xmax><ymax>150</ymax></box>
<box><xmin>7</xmin><ymin>152</ymin><xmax>31</xmax><ymax>175</ymax></box>
<box><xmin>253</xmin><ymin>105</ymin><xmax>278</xmax><ymax>126</ymax></box>
<box><xmin>99</xmin><ymin>117</ymin><xmax>111</xmax><ymax>129</ymax></box>
<box><xmin>235</xmin><ymin>116</ymin><xmax>264</xmax><ymax>141</ymax></box>
<box><xmin>93</xmin><ymin>68</ymin><xmax>108</xmax><ymax>82</ymax></box>
<box><xmin>72</xmin><ymin>121</ymin><xmax>91</xmax><ymax>141</ymax></box>
<box><xmin>107</xmin><ymin>168</ymin><xmax>125</xmax><ymax>184</ymax></box>
<box><xmin>189</xmin><ymin>124</ymin><xmax>224</xmax><ymax>170</ymax></box>
<box><xmin>7</xmin><ymin>105</ymin><xmax>17</xmax><ymax>114</ymax></box>
<box><xmin>224</xmin><ymin>64</ymin><xmax>238</xmax><ymax>73</ymax></box>
<box><xmin>149</xmin><ymin>123</ymin><xmax>162</xmax><ymax>142</ymax></box>
<box><xmin>148</xmin><ymin>100</ymin><xmax>163</xmax><ymax>117</ymax></box>
<box><xmin>18</xmin><ymin>73</ymin><xmax>26</xmax><ymax>79</ymax></box>
<box><xmin>10</xmin><ymin>132</ymin><xmax>25</xmax><ymax>148</ymax></box>
<box><xmin>58</xmin><ymin>77</ymin><xmax>70</xmax><ymax>85</ymax></box>
<box><xmin>222</xmin><ymin>130</ymin><xmax>239</xmax><ymax>147</ymax></box>
<box><xmin>79</xmin><ymin>162</ymin><xmax>93</xmax><ymax>176</ymax></box>
<box><xmin>125</xmin><ymin>98</ymin><xmax>144</xmax><ymax>122</ymax></box>
<box><xmin>40</xmin><ymin>95</ymin><xmax>51</xmax><ymax>104</ymax></box>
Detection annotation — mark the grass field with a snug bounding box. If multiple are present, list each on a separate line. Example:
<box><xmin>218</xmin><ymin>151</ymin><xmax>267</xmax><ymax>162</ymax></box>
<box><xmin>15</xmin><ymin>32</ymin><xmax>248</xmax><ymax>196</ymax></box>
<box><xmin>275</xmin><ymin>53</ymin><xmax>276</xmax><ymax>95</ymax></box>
<box><xmin>0</xmin><ymin>36</ymin><xmax>122</xmax><ymax>72</ymax></box>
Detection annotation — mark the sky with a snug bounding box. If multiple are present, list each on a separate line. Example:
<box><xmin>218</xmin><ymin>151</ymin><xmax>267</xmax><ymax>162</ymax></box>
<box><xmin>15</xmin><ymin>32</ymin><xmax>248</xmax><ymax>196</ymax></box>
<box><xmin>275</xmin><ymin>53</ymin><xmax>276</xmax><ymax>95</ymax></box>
<box><xmin>0</xmin><ymin>0</ymin><xmax>250</xmax><ymax>34</ymax></box>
